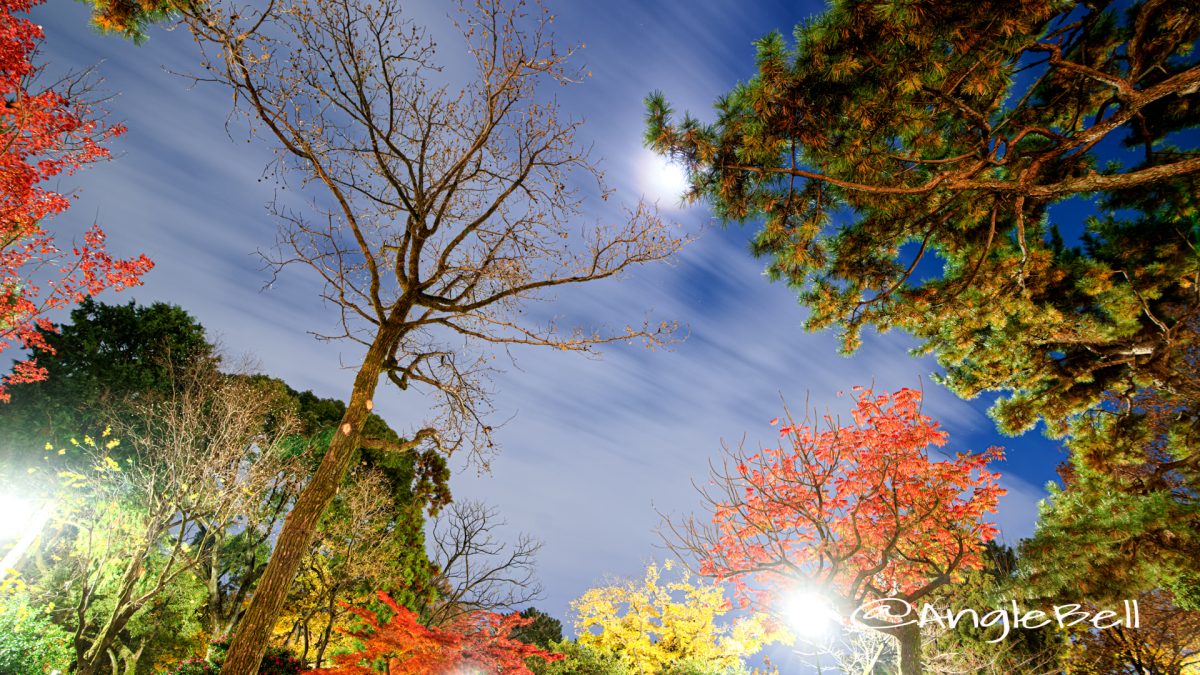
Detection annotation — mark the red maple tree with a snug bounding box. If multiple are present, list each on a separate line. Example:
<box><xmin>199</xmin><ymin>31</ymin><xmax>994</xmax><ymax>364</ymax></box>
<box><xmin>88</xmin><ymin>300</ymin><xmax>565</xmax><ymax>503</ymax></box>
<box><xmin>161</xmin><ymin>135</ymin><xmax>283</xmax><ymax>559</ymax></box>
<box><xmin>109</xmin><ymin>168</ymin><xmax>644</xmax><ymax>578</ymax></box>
<box><xmin>665</xmin><ymin>387</ymin><xmax>1006</xmax><ymax>674</ymax></box>
<box><xmin>307</xmin><ymin>592</ymin><xmax>563</xmax><ymax>674</ymax></box>
<box><xmin>0</xmin><ymin>0</ymin><xmax>152</xmax><ymax>399</ymax></box>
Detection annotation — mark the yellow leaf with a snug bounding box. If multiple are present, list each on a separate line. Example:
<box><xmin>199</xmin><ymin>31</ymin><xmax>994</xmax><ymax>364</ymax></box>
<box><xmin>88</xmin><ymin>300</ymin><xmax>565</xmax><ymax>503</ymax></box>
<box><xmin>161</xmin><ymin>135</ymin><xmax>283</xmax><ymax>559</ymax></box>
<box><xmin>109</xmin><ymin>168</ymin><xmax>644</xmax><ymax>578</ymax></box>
<box><xmin>571</xmin><ymin>561</ymin><xmax>788</xmax><ymax>671</ymax></box>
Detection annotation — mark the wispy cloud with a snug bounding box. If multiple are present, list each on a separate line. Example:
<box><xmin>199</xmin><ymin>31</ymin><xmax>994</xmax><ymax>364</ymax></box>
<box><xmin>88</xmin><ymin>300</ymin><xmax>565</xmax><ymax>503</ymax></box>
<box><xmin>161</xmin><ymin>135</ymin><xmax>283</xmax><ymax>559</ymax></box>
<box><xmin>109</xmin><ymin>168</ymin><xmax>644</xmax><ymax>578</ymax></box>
<box><xmin>34</xmin><ymin>0</ymin><xmax>1060</xmax><ymax>636</ymax></box>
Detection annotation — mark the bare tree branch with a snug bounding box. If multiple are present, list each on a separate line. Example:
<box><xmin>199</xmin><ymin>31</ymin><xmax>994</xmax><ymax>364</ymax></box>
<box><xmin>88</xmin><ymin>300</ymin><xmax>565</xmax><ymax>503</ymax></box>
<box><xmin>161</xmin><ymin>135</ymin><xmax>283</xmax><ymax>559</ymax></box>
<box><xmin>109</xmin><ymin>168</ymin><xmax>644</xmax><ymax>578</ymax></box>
<box><xmin>425</xmin><ymin>499</ymin><xmax>543</xmax><ymax>626</ymax></box>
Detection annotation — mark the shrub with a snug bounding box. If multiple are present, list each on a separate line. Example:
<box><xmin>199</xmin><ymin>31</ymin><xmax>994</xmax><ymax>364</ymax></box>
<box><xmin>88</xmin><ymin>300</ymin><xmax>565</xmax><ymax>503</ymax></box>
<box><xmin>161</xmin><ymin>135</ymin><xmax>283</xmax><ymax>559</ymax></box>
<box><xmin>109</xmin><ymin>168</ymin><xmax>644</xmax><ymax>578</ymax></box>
<box><xmin>0</xmin><ymin>591</ymin><xmax>72</xmax><ymax>675</ymax></box>
<box><xmin>165</xmin><ymin>657</ymin><xmax>217</xmax><ymax>675</ymax></box>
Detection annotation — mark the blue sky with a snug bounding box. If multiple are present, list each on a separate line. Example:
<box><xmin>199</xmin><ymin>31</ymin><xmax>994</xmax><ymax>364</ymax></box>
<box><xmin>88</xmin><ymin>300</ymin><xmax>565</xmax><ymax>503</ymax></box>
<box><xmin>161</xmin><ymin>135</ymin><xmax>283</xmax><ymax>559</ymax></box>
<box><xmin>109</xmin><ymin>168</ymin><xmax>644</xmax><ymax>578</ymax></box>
<box><xmin>33</xmin><ymin>0</ymin><xmax>1064</xmax><ymax>646</ymax></box>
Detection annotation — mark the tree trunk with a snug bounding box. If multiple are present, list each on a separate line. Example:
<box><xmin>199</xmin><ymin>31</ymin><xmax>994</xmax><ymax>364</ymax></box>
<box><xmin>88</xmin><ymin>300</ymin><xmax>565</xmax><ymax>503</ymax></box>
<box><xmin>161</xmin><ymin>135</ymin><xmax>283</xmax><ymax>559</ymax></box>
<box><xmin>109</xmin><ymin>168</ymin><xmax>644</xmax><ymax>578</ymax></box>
<box><xmin>76</xmin><ymin>537</ymin><xmax>155</xmax><ymax>675</ymax></box>
<box><xmin>204</xmin><ymin>527</ymin><xmax>224</xmax><ymax>642</ymax></box>
<box><xmin>220</xmin><ymin>327</ymin><xmax>398</xmax><ymax>675</ymax></box>
<box><xmin>121</xmin><ymin>641</ymin><xmax>144</xmax><ymax>675</ymax></box>
<box><xmin>893</xmin><ymin>622</ymin><xmax>923</xmax><ymax>675</ymax></box>
<box><xmin>76</xmin><ymin>604</ymin><xmax>139</xmax><ymax>675</ymax></box>
<box><xmin>314</xmin><ymin>588</ymin><xmax>338</xmax><ymax>668</ymax></box>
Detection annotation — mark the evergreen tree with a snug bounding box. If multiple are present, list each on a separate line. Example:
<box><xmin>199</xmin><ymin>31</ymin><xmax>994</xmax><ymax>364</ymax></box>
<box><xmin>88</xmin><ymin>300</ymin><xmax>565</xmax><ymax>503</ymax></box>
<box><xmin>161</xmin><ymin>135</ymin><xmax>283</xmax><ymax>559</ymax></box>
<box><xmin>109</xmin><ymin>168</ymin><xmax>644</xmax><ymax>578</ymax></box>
<box><xmin>646</xmin><ymin>0</ymin><xmax>1200</xmax><ymax>439</ymax></box>
<box><xmin>1023</xmin><ymin>328</ymin><xmax>1200</xmax><ymax>607</ymax></box>
<box><xmin>922</xmin><ymin>543</ymin><xmax>1066</xmax><ymax>672</ymax></box>
<box><xmin>1062</xmin><ymin>589</ymin><xmax>1200</xmax><ymax>674</ymax></box>
<box><xmin>648</xmin><ymin>0</ymin><xmax>1200</xmax><ymax>616</ymax></box>
<box><xmin>0</xmin><ymin>297</ymin><xmax>212</xmax><ymax>468</ymax></box>
<box><xmin>511</xmin><ymin>607</ymin><xmax>565</xmax><ymax>651</ymax></box>
<box><xmin>77</xmin><ymin>0</ymin><xmax>191</xmax><ymax>41</ymax></box>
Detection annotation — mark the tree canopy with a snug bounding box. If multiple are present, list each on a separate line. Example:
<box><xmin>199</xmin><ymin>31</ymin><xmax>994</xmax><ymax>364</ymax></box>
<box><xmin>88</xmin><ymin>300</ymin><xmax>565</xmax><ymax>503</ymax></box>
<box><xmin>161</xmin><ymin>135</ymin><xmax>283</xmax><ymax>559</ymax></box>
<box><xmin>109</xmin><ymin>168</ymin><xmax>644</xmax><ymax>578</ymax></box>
<box><xmin>0</xmin><ymin>299</ymin><xmax>449</xmax><ymax>671</ymax></box>
<box><xmin>308</xmin><ymin>591</ymin><xmax>562</xmax><ymax>675</ymax></box>
<box><xmin>78</xmin><ymin>0</ymin><xmax>191</xmax><ymax>41</ymax></box>
<box><xmin>8</xmin><ymin>0</ymin><xmax>1200</xmax><ymax>672</ymax></box>
<box><xmin>665</xmin><ymin>388</ymin><xmax>1005</xmax><ymax>674</ymax></box>
<box><xmin>177</xmin><ymin>0</ymin><xmax>684</xmax><ymax>668</ymax></box>
<box><xmin>647</xmin><ymin>0</ymin><xmax>1200</xmax><ymax>438</ymax></box>
<box><xmin>571</xmin><ymin>560</ymin><xmax>788</xmax><ymax>674</ymax></box>
<box><xmin>0</xmin><ymin>297</ymin><xmax>211</xmax><ymax>465</ymax></box>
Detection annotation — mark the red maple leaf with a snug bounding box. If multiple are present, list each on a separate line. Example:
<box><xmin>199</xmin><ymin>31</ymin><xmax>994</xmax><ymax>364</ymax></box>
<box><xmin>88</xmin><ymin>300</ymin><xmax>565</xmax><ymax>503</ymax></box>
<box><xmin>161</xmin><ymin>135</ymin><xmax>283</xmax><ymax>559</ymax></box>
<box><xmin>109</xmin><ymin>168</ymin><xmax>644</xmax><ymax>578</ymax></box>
<box><xmin>698</xmin><ymin>387</ymin><xmax>1006</xmax><ymax>616</ymax></box>
<box><xmin>307</xmin><ymin>591</ymin><xmax>564</xmax><ymax>674</ymax></box>
<box><xmin>0</xmin><ymin>0</ymin><xmax>153</xmax><ymax>400</ymax></box>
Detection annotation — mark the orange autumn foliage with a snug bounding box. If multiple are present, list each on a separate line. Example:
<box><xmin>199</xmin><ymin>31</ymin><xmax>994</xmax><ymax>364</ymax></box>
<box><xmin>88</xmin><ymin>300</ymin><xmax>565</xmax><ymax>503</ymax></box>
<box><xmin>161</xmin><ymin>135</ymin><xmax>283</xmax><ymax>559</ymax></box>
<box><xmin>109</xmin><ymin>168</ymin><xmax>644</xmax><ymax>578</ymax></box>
<box><xmin>0</xmin><ymin>0</ymin><xmax>152</xmax><ymax>400</ymax></box>
<box><xmin>307</xmin><ymin>592</ymin><xmax>563</xmax><ymax>675</ymax></box>
<box><xmin>694</xmin><ymin>387</ymin><xmax>1006</xmax><ymax>610</ymax></box>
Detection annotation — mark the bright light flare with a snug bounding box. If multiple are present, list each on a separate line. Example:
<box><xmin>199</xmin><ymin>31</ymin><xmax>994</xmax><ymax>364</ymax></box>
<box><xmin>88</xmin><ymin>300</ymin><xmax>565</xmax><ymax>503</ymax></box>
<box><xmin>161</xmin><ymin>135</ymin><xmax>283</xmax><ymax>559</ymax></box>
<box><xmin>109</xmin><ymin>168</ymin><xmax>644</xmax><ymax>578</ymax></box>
<box><xmin>782</xmin><ymin>589</ymin><xmax>840</xmax><ymax>640</ymax></box>
<box><xmin>0</xmin><ymin>493</ymin><xmax>55</xmax><ymax>580</ymax></box>
<box><xmin>0</xmin><ymin>494</ymin><xmax>49</xmax><ymax>541</ymax></box>
<box><xmin>637</xmin><ymin>149</ymin><xmax>690</xmax><ymax>206</ymax></box>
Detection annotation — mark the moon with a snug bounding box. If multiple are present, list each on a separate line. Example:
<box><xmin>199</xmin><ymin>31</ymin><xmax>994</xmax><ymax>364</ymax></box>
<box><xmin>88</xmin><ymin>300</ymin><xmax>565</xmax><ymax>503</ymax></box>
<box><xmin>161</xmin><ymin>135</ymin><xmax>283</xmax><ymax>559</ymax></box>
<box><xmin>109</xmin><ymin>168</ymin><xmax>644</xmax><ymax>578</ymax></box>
<box><xmin>637</xmin><ymin>149</ymin><xmax>690</xmax><ymax>207</ymax></box>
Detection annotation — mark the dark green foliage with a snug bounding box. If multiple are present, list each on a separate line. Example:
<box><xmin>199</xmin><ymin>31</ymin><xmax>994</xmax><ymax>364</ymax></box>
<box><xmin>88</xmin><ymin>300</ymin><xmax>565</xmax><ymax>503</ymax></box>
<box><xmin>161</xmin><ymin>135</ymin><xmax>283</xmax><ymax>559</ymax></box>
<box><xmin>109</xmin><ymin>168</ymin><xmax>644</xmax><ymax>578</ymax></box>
<box><xmin>0</xmin><ymin>297</ymin><xmax>448</xmax><ymax>514</ymax></box>
<box><xmin>1024</xmin><ymin>459</ymin><xmax>1200</xmax><ymax>609</ymax></box>
<box><xmin>167</xmin><ymin>635</ymin><xmax>303</xmax><ymax>674</ymax></box>
<box><xmin>270</xmin><ymin>378</ymin><xmax>451</xmax><ymax>516</ymax></box>
<box><xmin>165</xmin><ymin>659</ymin><xmax>216</xmax><ymax>675</ymax></box>
<box><xmin>0</xmin><ymin>592</ymin><xmax>73</xmax><ymax>674</ymax></box>
<box><xmin>647</xmin><ymin>0</ymin><xmax>1200</xmax><ymax>438</ymax></box>
<box><xmin>110</xmin><ymin>556</ymin><xmax>209</xmax><ymax>669</ymax></box>
<box><xmin>1023</xmin><ymin>331</ymin><xmax>1200</xmax><ymax>607</ymax></box>
<box><xmin>512</xmin><ymin>607</ymin><xmax>564</xmax><ymax>650</ymax></box>
<box><xmin>528</xmin><ymin>641</ymin><xmax>633</xmax><ymax>675</ymax></box>
<box><xmin>924</xmin><ymin>543</ymin><xmax>1065</xmax><ymax>670</ymax></box>
<box><xmin>0</xmin><ymin>299</ymin><xmax>450</xmax><ymax>665</ymax></box>
<box><xmin>1024</xmin><ymin>425</ymin><xmax>1200</xmax><ymax>608</ymax></box>
<box><xmin>261</xmin><ymin>378</ymin><xmax>449</xmax><ymax>617</ymax></box>
<box><xmin>0</xmin><ymin>297</ymin><xmax>213</xmax><ymax>467</ymax></box>
<box><xmin>647</xmin><ymin>0</ymin><xmax>1200</xmax><ymax>622</ymax></box>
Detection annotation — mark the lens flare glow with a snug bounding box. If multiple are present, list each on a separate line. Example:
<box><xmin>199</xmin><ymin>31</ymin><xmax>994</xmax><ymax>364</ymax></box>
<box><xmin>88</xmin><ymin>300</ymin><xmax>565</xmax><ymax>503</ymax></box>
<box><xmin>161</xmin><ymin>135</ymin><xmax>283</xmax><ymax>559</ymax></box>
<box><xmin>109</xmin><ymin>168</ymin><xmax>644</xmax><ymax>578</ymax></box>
<box><xmin>782</xmin><ymin>589</ymin><xmax>839</xmax><ymax>640</ymax></box>
<box><xmin>0</xmin><ymin>494</ymin><xmax>46</xmax><ymax>541</ymax></box>
<box><xmin>0</xmin><ymin>493</ymin><xmax>55</xmax><ymax>580</ymax></box>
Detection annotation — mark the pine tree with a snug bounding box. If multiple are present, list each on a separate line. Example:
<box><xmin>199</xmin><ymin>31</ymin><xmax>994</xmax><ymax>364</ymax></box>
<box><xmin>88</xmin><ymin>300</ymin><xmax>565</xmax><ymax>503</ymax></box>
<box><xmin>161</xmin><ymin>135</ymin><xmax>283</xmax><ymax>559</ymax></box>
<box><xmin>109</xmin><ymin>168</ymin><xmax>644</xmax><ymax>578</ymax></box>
<box><xmin>646</xmin><ymin>0</ymin><xmax>1200</xmax><ymax>439</ymax></box>
<box><xmin>1023</xmin><ymin>351</ymin><xmax>1200</xmax><ymax>609</ymax></box>
<box><xmin>79</xmin><ymin>0</ymin><xmax>192</xmax><ymax>41</ymax></box>
<box><xmin>648</xmin><ymin>0</ymin><xmax>1200</xmax><ymax>612</ymax></box>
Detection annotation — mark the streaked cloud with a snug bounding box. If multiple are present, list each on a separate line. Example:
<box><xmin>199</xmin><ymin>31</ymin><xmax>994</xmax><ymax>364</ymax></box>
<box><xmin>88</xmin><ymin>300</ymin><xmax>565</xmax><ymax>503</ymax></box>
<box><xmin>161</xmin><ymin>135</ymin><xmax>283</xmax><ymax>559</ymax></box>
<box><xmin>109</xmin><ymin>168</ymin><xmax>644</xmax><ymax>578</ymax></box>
<box><xmin>34</xmin><ymin>0</ymin><xmax>1061</xmax><ymax>640</ymax></box>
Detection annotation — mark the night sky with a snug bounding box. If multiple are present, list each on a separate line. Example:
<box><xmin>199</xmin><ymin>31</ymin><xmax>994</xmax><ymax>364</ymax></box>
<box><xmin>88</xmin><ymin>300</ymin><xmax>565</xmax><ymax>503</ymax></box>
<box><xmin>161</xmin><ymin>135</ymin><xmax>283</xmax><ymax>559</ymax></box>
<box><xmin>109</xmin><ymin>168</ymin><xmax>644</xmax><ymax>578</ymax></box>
<box><xmin>34</xmin><ymin>0</ymin><xmax>1063</xmax><ymax>646</ymax></box>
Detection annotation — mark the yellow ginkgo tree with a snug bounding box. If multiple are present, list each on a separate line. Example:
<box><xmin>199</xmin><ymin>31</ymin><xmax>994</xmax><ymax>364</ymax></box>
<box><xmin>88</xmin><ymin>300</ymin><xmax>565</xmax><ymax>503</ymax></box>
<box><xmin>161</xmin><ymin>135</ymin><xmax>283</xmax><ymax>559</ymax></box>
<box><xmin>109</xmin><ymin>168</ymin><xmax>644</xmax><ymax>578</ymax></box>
<box><xmin>572</xmin><ymin>560</ymin><xmax>789</xmax><ymax>674</ymax></box>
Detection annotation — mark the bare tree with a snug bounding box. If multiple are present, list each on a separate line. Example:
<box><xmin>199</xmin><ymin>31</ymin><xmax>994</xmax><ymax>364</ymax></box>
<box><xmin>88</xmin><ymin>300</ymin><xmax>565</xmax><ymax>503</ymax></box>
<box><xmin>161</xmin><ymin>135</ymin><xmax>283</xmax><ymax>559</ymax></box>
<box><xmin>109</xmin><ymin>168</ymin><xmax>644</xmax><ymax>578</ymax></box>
<box><xmin>195</xmin><ymin>394</ymin><xmax>304</xmax><ymax>649</ymax></box>
<box><xmin>790</xmin><ymin>622</ymin><xmax>1062</xmax><ymax>675</ymax></box>
<box><xmin>425</xmin><ymin>499</ymin><xmax>543</xmax><ymax>626</ymax></box>
<box><xmin>57</xmin><ymin>362</ymin><xmax>299</xmax><ymax>675</ymax></box>
<box><xmin>178</xmin><ymin>0</ymin><xmax>684</xmax><ymax>669</ymax></box>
